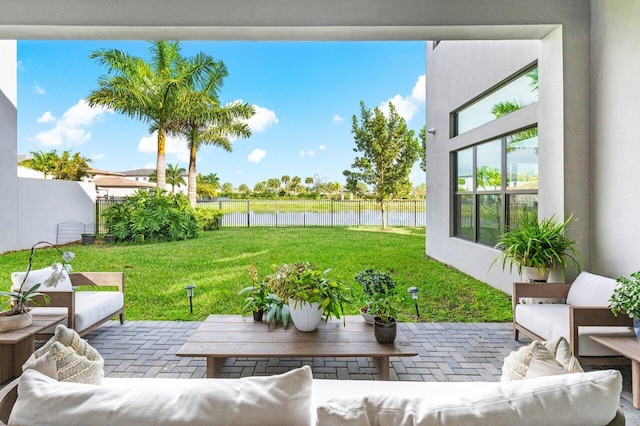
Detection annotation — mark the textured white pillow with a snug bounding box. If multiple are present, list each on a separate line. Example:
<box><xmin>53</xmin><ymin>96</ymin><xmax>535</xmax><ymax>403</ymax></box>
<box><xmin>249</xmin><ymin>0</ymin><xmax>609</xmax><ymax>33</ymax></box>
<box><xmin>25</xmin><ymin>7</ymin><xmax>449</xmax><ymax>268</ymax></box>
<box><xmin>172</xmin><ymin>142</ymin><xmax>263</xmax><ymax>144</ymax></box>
<box><xmin>23</xmin><ymin>325</ymin><xmax>104</xmax><ymax>384</ymax></box>
<box><xmin>10</xmin><ymin>366</ymin><xmax>313</xmax><ymax>426</ymax></box>
<box><xmin>501</xmin><ymin>338</ymin><xmax>582</xmax><ymax>382</ymax></box>
<box><xmin>316</xmin><ymin>370</ymin><xmax>622</xmax><ymax>426</ymax></box>
<box><xmin>11</xmin><ymin>265</ymin><xmax>72</xmax><ymax>292</ymax></box>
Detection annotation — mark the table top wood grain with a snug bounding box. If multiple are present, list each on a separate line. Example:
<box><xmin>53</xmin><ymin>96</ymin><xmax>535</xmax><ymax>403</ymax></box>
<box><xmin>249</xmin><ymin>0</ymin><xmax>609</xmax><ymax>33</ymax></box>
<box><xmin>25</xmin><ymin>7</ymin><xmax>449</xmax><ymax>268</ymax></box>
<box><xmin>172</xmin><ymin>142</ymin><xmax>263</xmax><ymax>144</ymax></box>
<box><xmin>176</xmin><ymin>315</ymin><xmax>418</xmax><ymax>359</ymax></box>
<box><xmin>0</xmin><ymin>314</ymin><xmax>68</xmax><ymax>345</ymax></box>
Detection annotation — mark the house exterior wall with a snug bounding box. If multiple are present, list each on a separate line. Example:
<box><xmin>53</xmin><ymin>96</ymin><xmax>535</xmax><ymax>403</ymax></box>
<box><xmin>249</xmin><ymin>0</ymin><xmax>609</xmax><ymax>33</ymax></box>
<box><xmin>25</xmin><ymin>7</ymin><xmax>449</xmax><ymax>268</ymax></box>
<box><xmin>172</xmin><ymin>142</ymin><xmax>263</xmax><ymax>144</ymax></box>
<box><xmin>590</xmin><ymin>0</ymin><xmax>640</xmax><ymax>277</ymax></box>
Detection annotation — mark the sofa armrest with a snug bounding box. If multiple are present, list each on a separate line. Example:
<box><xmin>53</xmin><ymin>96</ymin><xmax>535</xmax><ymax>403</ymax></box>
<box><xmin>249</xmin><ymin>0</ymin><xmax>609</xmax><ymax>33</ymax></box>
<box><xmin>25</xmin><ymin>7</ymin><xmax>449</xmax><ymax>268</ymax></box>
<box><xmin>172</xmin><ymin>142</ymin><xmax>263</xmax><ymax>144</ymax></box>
<box><xmin>512</xmin><ymin>282</ymin><xmax>571</xmax><ymax>311</ymax></box>
<box><xmin>30</xmin><ymin>291</ymin><xmax>75</xmax><ymax>328</ymax></box>
<box><xmin>569</xmin><ymin>306</ymin><xmax>634</xmax><ymax>356</ymax></box>
<box><xmin>70</xmin><ymin>272</ymin><xmax>124</xmax><ymax>293</ymax></box>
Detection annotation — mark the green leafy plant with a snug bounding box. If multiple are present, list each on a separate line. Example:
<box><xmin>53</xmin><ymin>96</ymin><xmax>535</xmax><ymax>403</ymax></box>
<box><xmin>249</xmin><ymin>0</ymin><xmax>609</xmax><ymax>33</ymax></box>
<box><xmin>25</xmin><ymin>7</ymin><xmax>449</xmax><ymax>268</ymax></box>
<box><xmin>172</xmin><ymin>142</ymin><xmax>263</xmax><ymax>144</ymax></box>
<box><xmin>0</xmin><ymin>241</ymin><xmax>73</xmax><ymax>316</ymax></box>
<box><xmin>491</xmin><ymin>215</ymin><xmax>583</xmax><ymax>277</ymax></box>
<box><xmin>265</xmin><ymin>293</ymin><xmax>291</xmax><ymax>328</ymax></box>
<box><xmin>290</xmin><ymin>268</ymin><xmax>351</xmax><ymax>324</ymax></box>
<box><xmin>610</xmin><ymin>271</ymin><xmax>640</xmax><ymax>319</ymax></box>
<box><xmin>194</xmin><ymin>208</ymin><xmax>223</xmax><ymax>231</ymax></box>
<box><xmin>102</xmin><ymin>189</ymin><xmax>201</xmax><ymax>242</ymax></box>
<box><xmin>355</xmin><ymin>269</ymin><xmax>397</xmax><ymax>311</ymax></box>
<box><xmin>238</xmin><ymin>264</ymin><xmax>271</xmax><ymax>315</ymax></box>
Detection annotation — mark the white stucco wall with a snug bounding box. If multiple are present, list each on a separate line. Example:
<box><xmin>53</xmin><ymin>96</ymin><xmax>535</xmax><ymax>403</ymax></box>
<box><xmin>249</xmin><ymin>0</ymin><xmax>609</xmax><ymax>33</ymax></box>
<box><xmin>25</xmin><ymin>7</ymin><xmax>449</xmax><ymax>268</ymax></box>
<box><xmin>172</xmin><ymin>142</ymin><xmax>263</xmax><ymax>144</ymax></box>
<box><xmin>17</xmin><ymin>179</ymin><xmax>96</xmax><ymax>246</ymax></box>
<box><xmin>590</xmin><ymin>1</ymin><xmax>640</xmax><ymax>277</ymax></box>
<box><xmin>0</xmin><ymin>40</ymin><xmax>18</xmax><ymax>254</ymax></box>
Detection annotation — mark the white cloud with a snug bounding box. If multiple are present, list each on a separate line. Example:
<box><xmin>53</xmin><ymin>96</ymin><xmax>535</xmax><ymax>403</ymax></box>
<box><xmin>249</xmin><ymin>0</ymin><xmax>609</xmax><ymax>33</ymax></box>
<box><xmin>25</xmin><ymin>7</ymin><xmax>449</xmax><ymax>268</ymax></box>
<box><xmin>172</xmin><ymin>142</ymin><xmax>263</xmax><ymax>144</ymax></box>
<box><xmin>245</xmin><ymin>103</ymin><xmax>278</xmax><ymax>132</ymax></box>
<box><xmin>300</xmin><ymin>150</ymin><xmax>306</xmax><ymax>156</ymax></box>
<box><xmin>248</xmin><ymin>148</ymin><xmax>267</xmax><ymax>164</ymax></box>
<box><xmin>319</xmin><ymin>145</ymin><xmax>327</xmax><ymax>151</ymax></box>
<box><xmin>300</xmin><ymin>150</ymin><xmax>316</xmax><ymax>157</ymax></box>
<box><xmin>379</xmin><ymin>74</ymin><xmax>426</xmax><ymax>122</ymax></box>
<box><xmin>92</xmin><ymin>153</ymin><xmax>105</xmax><ymax>160</ymax></box>
<box><xmin>33</xmin><ymin>85</ymin><xmax>45</xmax><ymax>95</ymax></box>
<box><xmin>32</xmin><ymin>99</ymin><xmax>113</xmax><ymax>147</ymax></box>
<box><xmin>138</xmin><ymin>131</ymin><xmax>190</xmax><ymax>163</ymax></box>
<box><xmin>37</xmin><ymin>111</ymin><xmax>55</xmax><ymax>124</ymax></box>
<box><xmin>332</xmin><ymin>114</ymin><xmax>344</xmax><ymax>124</ymax></box>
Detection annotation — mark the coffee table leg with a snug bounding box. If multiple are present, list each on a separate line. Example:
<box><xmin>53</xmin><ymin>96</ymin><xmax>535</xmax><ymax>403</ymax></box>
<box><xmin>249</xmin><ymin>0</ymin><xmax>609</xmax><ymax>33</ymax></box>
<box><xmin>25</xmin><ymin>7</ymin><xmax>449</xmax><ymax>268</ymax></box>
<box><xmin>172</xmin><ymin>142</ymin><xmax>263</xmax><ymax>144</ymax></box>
<box><xmin>372</xmin><ymin>356</ymin><xmax>390</xmax><ymax>380</ymax></box>
<box><xmin>206</xmin><ymin>357</ymin><xmax>227</xmax><ymax>378</ymax></box>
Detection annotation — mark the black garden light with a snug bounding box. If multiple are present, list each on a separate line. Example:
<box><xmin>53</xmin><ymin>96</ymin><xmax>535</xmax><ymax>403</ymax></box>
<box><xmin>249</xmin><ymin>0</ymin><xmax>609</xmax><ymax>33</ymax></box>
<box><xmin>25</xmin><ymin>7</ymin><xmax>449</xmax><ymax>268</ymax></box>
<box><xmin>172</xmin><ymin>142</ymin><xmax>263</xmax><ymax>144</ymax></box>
<box><xmin>407</xmin><ymin>286</ymin><xmax>420</xmax><ymax>320</ymax></box>
<box><xmin>185</xmin><ymin>285</ymin><xmax>196</xmax><ymax>314</ymax></box>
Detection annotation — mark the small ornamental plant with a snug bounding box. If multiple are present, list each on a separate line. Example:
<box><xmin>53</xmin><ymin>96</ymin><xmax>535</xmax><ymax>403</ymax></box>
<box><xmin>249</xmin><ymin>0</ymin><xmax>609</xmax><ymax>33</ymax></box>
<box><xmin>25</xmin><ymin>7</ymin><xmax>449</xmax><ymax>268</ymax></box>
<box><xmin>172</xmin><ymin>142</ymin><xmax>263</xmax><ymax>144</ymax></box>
<box><xmin>0</xmin><ymin>241</ymin><xmax>74</xmax><ymax>316</ymax></box>
<box><xmin>609</xmin><ymin>271</ymin><xmax>640</xmax><ymax>319</ymax></box>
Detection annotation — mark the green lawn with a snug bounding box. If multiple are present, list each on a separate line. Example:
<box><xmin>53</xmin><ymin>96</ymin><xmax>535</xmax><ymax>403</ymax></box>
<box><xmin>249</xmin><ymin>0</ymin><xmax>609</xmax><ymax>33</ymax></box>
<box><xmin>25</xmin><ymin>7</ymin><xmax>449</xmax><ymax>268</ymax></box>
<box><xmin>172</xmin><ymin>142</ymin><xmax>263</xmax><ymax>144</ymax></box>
<box><xmin>0</xmin><ymin>227</ymin><xmax>512</xmax><ymax>322</ymax></box>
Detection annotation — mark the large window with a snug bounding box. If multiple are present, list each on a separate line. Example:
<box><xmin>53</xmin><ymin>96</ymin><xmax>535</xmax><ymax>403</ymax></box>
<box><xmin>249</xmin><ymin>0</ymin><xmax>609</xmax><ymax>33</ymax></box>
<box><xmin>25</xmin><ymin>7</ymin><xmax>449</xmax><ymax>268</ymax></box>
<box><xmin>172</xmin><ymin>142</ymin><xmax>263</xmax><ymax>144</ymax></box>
<box><xmin>453</xmin><ymin>66</ymin><xmax>538</xmax><ymax>136</ymax></box>
<box><xmin>454</xmin><ymin>127</ymin><xmax>538</xmax><ymax>245</ymax></box>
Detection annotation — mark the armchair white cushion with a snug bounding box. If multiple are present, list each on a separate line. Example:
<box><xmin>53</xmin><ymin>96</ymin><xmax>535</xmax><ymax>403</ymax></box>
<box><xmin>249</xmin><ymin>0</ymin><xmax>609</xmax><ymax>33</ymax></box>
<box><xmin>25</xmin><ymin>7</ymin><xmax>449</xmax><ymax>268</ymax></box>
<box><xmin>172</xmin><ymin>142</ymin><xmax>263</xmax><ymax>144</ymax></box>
<box><xmin>566</xmin><ymin>271</ymin><xmax>617</xmax><ymax>306</ymax></box>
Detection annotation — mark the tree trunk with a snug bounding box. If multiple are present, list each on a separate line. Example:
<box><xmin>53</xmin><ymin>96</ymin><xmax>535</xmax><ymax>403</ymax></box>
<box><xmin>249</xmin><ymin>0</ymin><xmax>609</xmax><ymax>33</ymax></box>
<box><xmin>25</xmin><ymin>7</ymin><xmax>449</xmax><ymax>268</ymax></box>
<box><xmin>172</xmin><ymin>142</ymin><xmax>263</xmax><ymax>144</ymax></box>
<box><xmin>188</xmin><ymin>144</ymin><xmax>197</xmax><ymax>207</ymax></box>
<box><xmin>156</xmin><ymin>129</ymin><xmax>167</xmax><ymax>189</ymax></box>
<box><xmin>380</xmin><ymin>200</ymin><xmax>387</xmax><ymax>229</ymax></box>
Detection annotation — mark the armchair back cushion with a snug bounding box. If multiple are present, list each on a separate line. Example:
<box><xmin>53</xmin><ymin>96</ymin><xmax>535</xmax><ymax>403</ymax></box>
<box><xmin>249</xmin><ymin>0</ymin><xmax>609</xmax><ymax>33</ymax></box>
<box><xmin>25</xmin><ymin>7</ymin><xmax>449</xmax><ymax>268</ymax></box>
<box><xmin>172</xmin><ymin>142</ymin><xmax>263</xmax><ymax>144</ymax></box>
<box><xmin>566</xmin><ymin>271</ymin><xmax>617</xmax><ymax>306</ymax></box>
<box><xmin>10</xmin><ymin>267</ymin><xmax>72</xmax><ymax>292</ymax></box>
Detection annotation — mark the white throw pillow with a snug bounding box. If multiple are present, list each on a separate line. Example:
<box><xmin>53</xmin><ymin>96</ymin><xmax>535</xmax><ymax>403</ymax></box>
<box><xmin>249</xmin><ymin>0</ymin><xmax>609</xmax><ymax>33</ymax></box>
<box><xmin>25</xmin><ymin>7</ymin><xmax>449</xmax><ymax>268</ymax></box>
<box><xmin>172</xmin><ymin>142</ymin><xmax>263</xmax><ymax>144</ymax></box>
<box><xmin>566</xmin><ymin>271</ymin><xmax>617</xmax><ymax>306</ymax></box>
<box><xmin>10</xmin><ymin>366</ymin><xmax>313</xmax><ymax>426</ymax></box>
<box><xmin>316</xmin><ymin>370</ymin><xmax>621</xmax><ymax>426</ymax></box>
<box><xmin>10</xmin><ymin>265</ymin><xmax>72</xmax><ymax>292</ymax></box>
<box><xmin>22</xmin><ymin>325</ymin><xmax>104</xmax><ymax>384</ymax></box>
<box><xmin>501</xmin><ymin>338</ymin><xmax>582</xmax><ymax>382</ymax></box>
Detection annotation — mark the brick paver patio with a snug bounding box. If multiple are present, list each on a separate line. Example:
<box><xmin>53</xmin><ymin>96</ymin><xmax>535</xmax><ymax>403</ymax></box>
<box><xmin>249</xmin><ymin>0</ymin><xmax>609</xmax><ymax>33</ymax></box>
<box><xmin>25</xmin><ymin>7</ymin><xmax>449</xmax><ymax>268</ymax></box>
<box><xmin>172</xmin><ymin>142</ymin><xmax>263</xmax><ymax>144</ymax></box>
<box><xmin>76</xmin><ymin>321</ymin><xmax>636</xmax><ymax>423</ymax></box>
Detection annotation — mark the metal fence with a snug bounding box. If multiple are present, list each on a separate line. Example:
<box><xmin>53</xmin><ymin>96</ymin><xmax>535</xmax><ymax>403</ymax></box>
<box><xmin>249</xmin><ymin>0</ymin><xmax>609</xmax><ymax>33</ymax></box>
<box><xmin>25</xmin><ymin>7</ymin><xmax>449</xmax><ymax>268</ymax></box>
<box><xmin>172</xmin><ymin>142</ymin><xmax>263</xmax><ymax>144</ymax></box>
<box><xmin>95</xmin><ymin>198</ymin><xmax>425</xmax><ymax>233</ymax></box>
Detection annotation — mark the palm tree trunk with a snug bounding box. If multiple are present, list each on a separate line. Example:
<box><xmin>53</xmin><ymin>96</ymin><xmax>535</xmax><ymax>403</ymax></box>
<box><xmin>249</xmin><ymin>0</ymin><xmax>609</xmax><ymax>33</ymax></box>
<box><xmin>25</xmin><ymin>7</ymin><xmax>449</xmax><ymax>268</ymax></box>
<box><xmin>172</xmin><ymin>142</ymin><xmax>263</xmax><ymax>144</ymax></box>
<box><xmin>188</xmin><ymin>144</ymin><xmax>198</xmax><ymax>207</ymax></box>
<box><xmin>156</xmin><ymin>129</ymin><xmax>167</xmax><ymax>189</ymax></box>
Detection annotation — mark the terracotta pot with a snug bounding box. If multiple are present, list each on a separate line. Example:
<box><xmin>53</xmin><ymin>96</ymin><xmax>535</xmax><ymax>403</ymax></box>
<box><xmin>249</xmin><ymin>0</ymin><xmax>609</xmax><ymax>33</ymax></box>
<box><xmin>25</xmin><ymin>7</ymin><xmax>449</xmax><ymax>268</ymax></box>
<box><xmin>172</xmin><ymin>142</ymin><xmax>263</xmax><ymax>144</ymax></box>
<box><xmin>373</xmin><ymin>316</ymin><xmax>396</xmax><ymax>344</ymax></box>
<box><xmin>0</xmin><ymin>312</ymin><xmax>32</xmax><ymax>332</ymax></box>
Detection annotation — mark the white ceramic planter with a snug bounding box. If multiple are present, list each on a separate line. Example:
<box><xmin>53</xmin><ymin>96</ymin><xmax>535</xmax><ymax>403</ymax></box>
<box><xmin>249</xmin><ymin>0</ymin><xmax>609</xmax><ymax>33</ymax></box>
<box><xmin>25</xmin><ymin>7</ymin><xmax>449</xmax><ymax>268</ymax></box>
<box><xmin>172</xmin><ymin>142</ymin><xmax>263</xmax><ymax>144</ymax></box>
<box><xmin>521</xmin><ymin>266</ymin><xmax>548</xmax><ymax>283</ymax></box>
<box><xmin>288</xmin><ymin>300</ymin><xmax>323</xmax><ymax>332</ymax></box>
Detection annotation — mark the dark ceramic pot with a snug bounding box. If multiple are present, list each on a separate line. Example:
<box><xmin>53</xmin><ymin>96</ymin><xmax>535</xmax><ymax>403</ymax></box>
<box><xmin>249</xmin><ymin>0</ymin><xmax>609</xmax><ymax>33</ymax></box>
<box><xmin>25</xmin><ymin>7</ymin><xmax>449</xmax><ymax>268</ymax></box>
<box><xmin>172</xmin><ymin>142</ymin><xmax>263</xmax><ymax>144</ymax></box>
<box><xmin>253</xmin><ymin>309</ymin><xmax>264</xmax><ymax>322</ymax></box>
<box><xmin>81</xmin><ymin>234</ymin><xmax>96</xmax><ymax>245</ymax></box>
<box><xmin>373</xmin><ymin>316</ymin><xmax>397</xmax><ymax>344</ymax></box>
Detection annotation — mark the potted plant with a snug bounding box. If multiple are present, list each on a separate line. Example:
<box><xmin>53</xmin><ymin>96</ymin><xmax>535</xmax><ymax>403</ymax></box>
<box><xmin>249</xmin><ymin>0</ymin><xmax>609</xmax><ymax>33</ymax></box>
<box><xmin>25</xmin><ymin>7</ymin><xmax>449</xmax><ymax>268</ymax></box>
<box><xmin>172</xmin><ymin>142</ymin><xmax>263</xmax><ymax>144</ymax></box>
<box><xmin>609</xmin><ymin>270</ymin><xmax>640</xmax><ymax>341</ymax></box>
<box><xmin>355</xmin><ymin>269</ymin><xmax>397</xmax><ymax>324</ymax></box>
<box><xmin>0</xmin><ymin>241</ymin><xmax>74</xmax><ymax>332</ymax></box>
<box><xmin>238</xmin><ymin>264</ymin><xmax>271</xmax><ymax>321</ymax></box>
<box><xmin>265</xmin><ymin>262</ymin><xmax>351</xmax><ymax>332</ymax></box>
<box><xmin>491</xmin><ymin>215</ymin><xmax>583</xmax><ymax>282</ymax></box>
<box><xmin>262</xmin><ymin>262</ymin><xmax>312</xmax><ymax>329</ymax></box>
<box><xmin>371</xmin><ymin>294</ymin><xmax>400</xmax><ymax>344</ymax></box>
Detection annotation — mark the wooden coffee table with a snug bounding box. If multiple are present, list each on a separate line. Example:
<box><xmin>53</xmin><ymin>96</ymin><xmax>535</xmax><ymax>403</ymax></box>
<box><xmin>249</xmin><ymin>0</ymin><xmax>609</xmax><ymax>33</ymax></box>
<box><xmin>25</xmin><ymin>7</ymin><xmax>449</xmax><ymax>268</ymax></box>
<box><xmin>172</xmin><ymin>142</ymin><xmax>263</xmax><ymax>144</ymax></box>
<box><xmin>590</xmin><ymin>335</ymin><xmax>640</xmax><ymax>408</ymax></box>
<box><xmin>176</xmin><ymin>315</ymin><xmax>418</xmax><ymax>380</ymax></box>
<box><xmin>0</xmin><ymin>313</ymin><xmax>67</xmax><ymax>384</ymax></box>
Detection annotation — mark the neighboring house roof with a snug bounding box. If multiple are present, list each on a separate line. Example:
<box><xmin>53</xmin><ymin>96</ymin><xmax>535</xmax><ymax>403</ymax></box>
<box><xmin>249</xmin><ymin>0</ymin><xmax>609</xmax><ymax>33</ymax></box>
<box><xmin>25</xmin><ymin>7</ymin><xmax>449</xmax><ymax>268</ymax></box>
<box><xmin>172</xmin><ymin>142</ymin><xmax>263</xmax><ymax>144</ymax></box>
<box><xmin>120</xmin><ymin>168</ymin><xmax>155</xmax><ymax>177</ymax></box>
<box><xmin>87</xmin><ymin>168</ymin><xmax>125</xmax><ymax>177</ymax></box>
<box><xmin>93</xmin><ymin>176</ymin><xmax>155</xmax><ymax>188</ymax></box>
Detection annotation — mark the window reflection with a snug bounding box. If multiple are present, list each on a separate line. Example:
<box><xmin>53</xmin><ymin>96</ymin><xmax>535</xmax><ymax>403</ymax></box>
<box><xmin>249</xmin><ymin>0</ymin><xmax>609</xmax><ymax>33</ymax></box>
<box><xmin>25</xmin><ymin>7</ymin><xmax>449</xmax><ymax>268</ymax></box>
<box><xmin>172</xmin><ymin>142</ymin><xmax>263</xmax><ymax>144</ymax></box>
<box><xmin>455</xmin><ymin>67</ymin><xmax>538</xmax><ymax>135</ymax></box>
<box><xmin>456</xmin><ymin>148</ymin><xmax>473</xmax><ymax>192</ymax></box>
<box><xmin>476</xmin><ymin>139</ymin><xmax>501</xmax><ymax>191</ymax></box>
<box><xmin>507</xmin><ymin>128</ymin><xmax>538</xmax><ymax>190</ymax></box>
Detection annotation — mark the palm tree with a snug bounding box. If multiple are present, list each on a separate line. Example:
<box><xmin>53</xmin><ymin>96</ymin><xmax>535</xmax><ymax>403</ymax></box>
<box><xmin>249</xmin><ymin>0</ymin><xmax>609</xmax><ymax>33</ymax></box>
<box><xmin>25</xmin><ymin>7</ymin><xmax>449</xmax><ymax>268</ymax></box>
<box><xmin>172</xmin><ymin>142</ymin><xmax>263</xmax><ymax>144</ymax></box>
<box><xmin>20</xmin><ymin>150</ymin><xmax>57</xmax><ymax>178</ymax></box>
<box><xmin>166</xmin><ymin>163</ymin><xmax>186</xmax><ymax>193</ymax></box>
<box><xmin>254</xmin><ymin>181</ymin><xmax>267</xmax><ymax>193</ymax></box>
<box><xmin>290</xmin><ymin>176</ymin><xmax>301</xmax><ymax>195</ymax></box>
<box><xmin>168</xmin><ymin>60</ymin><xmax>254</xmax><ymax>206</ymax></box>
<box><xmin>267</xmin><ymin>178</ymin><xmax>281</xmax><ymax>194</ymax></box>
<box><xmin>238</xmin><ymin>183</ymin><xmax>251</xmax><ymax>195</ymax></box>
<box><xmin>305</xmin><ymin>176</ymin><xmax>314</xmax><ymax>191</ymax></box>
<box><xmin>281</xmin><ymin>175</ymin><xmax>290</xmax><ymax>195</ymax></box>
<box><xmin>87</xmin><ymin>41</ymin><xmax>220</xmax><ymax>189</ymax></box>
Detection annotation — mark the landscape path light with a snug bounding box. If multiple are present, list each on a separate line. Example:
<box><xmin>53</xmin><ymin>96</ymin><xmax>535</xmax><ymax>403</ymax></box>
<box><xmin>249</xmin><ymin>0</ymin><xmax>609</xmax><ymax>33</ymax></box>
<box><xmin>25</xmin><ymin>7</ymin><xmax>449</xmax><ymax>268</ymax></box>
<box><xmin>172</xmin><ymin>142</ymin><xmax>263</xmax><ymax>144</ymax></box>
<box><xmin>185</xmin><ymin>285</ymin><xmax>196</xmax><ymax>314</ymax></box>
<box><xmin>407</xmin><ymin>286</ymin><xmax>420</xmax><ymax>320</ymax></box>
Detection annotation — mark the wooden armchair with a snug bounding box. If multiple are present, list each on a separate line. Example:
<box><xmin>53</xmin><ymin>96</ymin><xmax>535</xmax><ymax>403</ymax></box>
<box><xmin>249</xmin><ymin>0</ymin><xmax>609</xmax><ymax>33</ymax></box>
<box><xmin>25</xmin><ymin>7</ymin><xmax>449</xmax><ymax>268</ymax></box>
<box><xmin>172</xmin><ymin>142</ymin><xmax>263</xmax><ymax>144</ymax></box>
<box><xmin>31</xmin><ymin>272</ymin><xmax>125</xmax><ymax>338</ymax></box>
<box><xmin>513</xmin><ymin>272</ymin><xmax>633</xmax><ymax>364</ymax></box>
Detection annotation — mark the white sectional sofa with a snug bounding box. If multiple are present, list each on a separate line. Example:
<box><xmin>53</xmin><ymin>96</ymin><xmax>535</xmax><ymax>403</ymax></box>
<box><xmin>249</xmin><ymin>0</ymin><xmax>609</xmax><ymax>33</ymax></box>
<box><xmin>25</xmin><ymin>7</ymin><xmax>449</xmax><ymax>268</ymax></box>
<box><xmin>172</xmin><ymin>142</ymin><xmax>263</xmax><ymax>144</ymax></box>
<box><xmin>513</xmin><ymin>271</ymin><xmax>634</xmax><ymax>361</ymax></box>
<box><xmin>0</xmin><ymin>367</ymin><xmax>625</xmax><ymax>425</ymax></box>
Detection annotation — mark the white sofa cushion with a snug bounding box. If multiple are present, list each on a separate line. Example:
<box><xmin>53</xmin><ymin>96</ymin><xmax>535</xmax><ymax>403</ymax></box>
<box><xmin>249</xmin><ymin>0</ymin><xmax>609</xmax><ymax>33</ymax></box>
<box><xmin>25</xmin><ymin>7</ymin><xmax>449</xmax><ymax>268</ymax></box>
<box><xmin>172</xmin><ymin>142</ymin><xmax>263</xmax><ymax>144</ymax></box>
<box><xmin>566</xmin><ymin>271</ymin><xmax>617</xmax><ymax>306</ymax></box>
<box><xmin>10</xmin><ymin>366</ymin><xmax>313</xmax><ymax>426</ymax></box>
<box><xmin>10</xmin><ymin>266</ymin><xmax>72</xmax><ymax>292</ymax></box>
<box><xmin>515</xmin><ymin>303</ymin><xmax>633</xmax><ymax>356</ymax></box>
<box><xmin>501</xmin><ymin>338</ymin><xmax>582</xmax><ymax>381</ymax></box>
<box><xmin>316</xmin><ymin>370</ymin><xmax>622</xmax><ymax>426</ymax></box>
<box><xmin>30</xmin><ymin>291</ymin><xmax>124</xmax><ymax>333</ymax></box>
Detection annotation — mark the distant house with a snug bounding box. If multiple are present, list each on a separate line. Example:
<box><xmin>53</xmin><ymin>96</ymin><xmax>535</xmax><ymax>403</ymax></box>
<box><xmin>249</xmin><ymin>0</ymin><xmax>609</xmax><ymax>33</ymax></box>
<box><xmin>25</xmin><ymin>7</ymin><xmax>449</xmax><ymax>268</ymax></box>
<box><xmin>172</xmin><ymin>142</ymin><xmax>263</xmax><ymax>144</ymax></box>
<box><xmin>86</xmin><ymin>168</ymin><xmax>154</xmax><ymax>198</ymax></box>
<box><xmin>120</xmin><ymin>168</ymin><xmax>187</xmax><ymax>194</ymax></box>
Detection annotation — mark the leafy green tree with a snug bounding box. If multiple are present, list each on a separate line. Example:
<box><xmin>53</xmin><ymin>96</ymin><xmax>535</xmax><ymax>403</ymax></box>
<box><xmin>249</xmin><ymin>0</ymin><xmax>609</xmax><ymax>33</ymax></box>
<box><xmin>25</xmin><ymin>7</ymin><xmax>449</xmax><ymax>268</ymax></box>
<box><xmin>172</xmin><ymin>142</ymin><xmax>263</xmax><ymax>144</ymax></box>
<box><xmin>418</xmin><ymin>126</ymin><xmax>426</xmax><ymax>173</ymax></box>
<box><xmin>267</xmin><ymin>178</ymin><xmax>281</xmax><ymax>194</ymax></box>
<box><xmin>166</xmin><ymin>163</ymin><xmax>186</xmax><ymax>193</ymax></box>
<box><xmin>88</xmin><ymin>41</ymin><xmax>220</xmax><ymax>189</ymax></box>
<box><xmin>254</xmin><ymin>181</ymin><xmax>267</xmax><ymax>193</ymax></box>
<box><xmin>221</xmin><ymin>182</ymin><xmax>234</xmax><ymax>194</ymax></box>
<box><xmin>304</xmin><ymin>176</ymin><xmax>314</xmax><ymax>191</ymax></box>
<box><xmin>19</xmin><ymin>150</ymin><xmax>57</xmax><ymax>178</ymax></box>
<box><xmin>290</xmin><ymin>176</ymin><xmax>301</xmax><ymax>195</ymax></box>
<box><xmin>476</xmin><ymin>165</ymin><xmax>502</xmax><ymax>190</ymax></box>
<box><xmin>343</xmin><ymin>101</ymin><xmax>419</xmax><ymax>229</ymax></box>
<box><xmin>238</xmin><ymin>183</ymin><xmax>251</xmax><ymax>195</ymax></box>
<box><xmin>196</xmin><ymin>173</ymin><xmax>220</xmax><ymax>199</ymax></box>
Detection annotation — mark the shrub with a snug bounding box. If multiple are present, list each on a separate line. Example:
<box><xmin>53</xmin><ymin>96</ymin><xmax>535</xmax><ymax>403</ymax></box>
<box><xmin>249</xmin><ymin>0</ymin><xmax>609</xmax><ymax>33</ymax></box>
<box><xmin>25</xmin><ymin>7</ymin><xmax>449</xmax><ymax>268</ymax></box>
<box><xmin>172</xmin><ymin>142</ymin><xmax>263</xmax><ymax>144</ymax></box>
<box><xmin>103</xmin><ymin>190</ymin><xmax>201</xmax><ymax>242</ymax></box>
<box><xmin>195</xmin><ymin>208</ymin><xmax>223</xmax><ymax>231</ymax></box>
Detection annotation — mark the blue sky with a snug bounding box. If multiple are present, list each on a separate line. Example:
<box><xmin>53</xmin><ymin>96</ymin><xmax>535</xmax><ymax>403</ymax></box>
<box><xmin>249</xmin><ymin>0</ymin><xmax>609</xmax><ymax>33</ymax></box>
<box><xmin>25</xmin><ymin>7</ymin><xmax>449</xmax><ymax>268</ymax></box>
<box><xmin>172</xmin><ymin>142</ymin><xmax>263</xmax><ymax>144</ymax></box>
<box><xmin>17</xmin><ymin>41</ymin><xmax>426</xmax><ymax>187</ymax></box>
